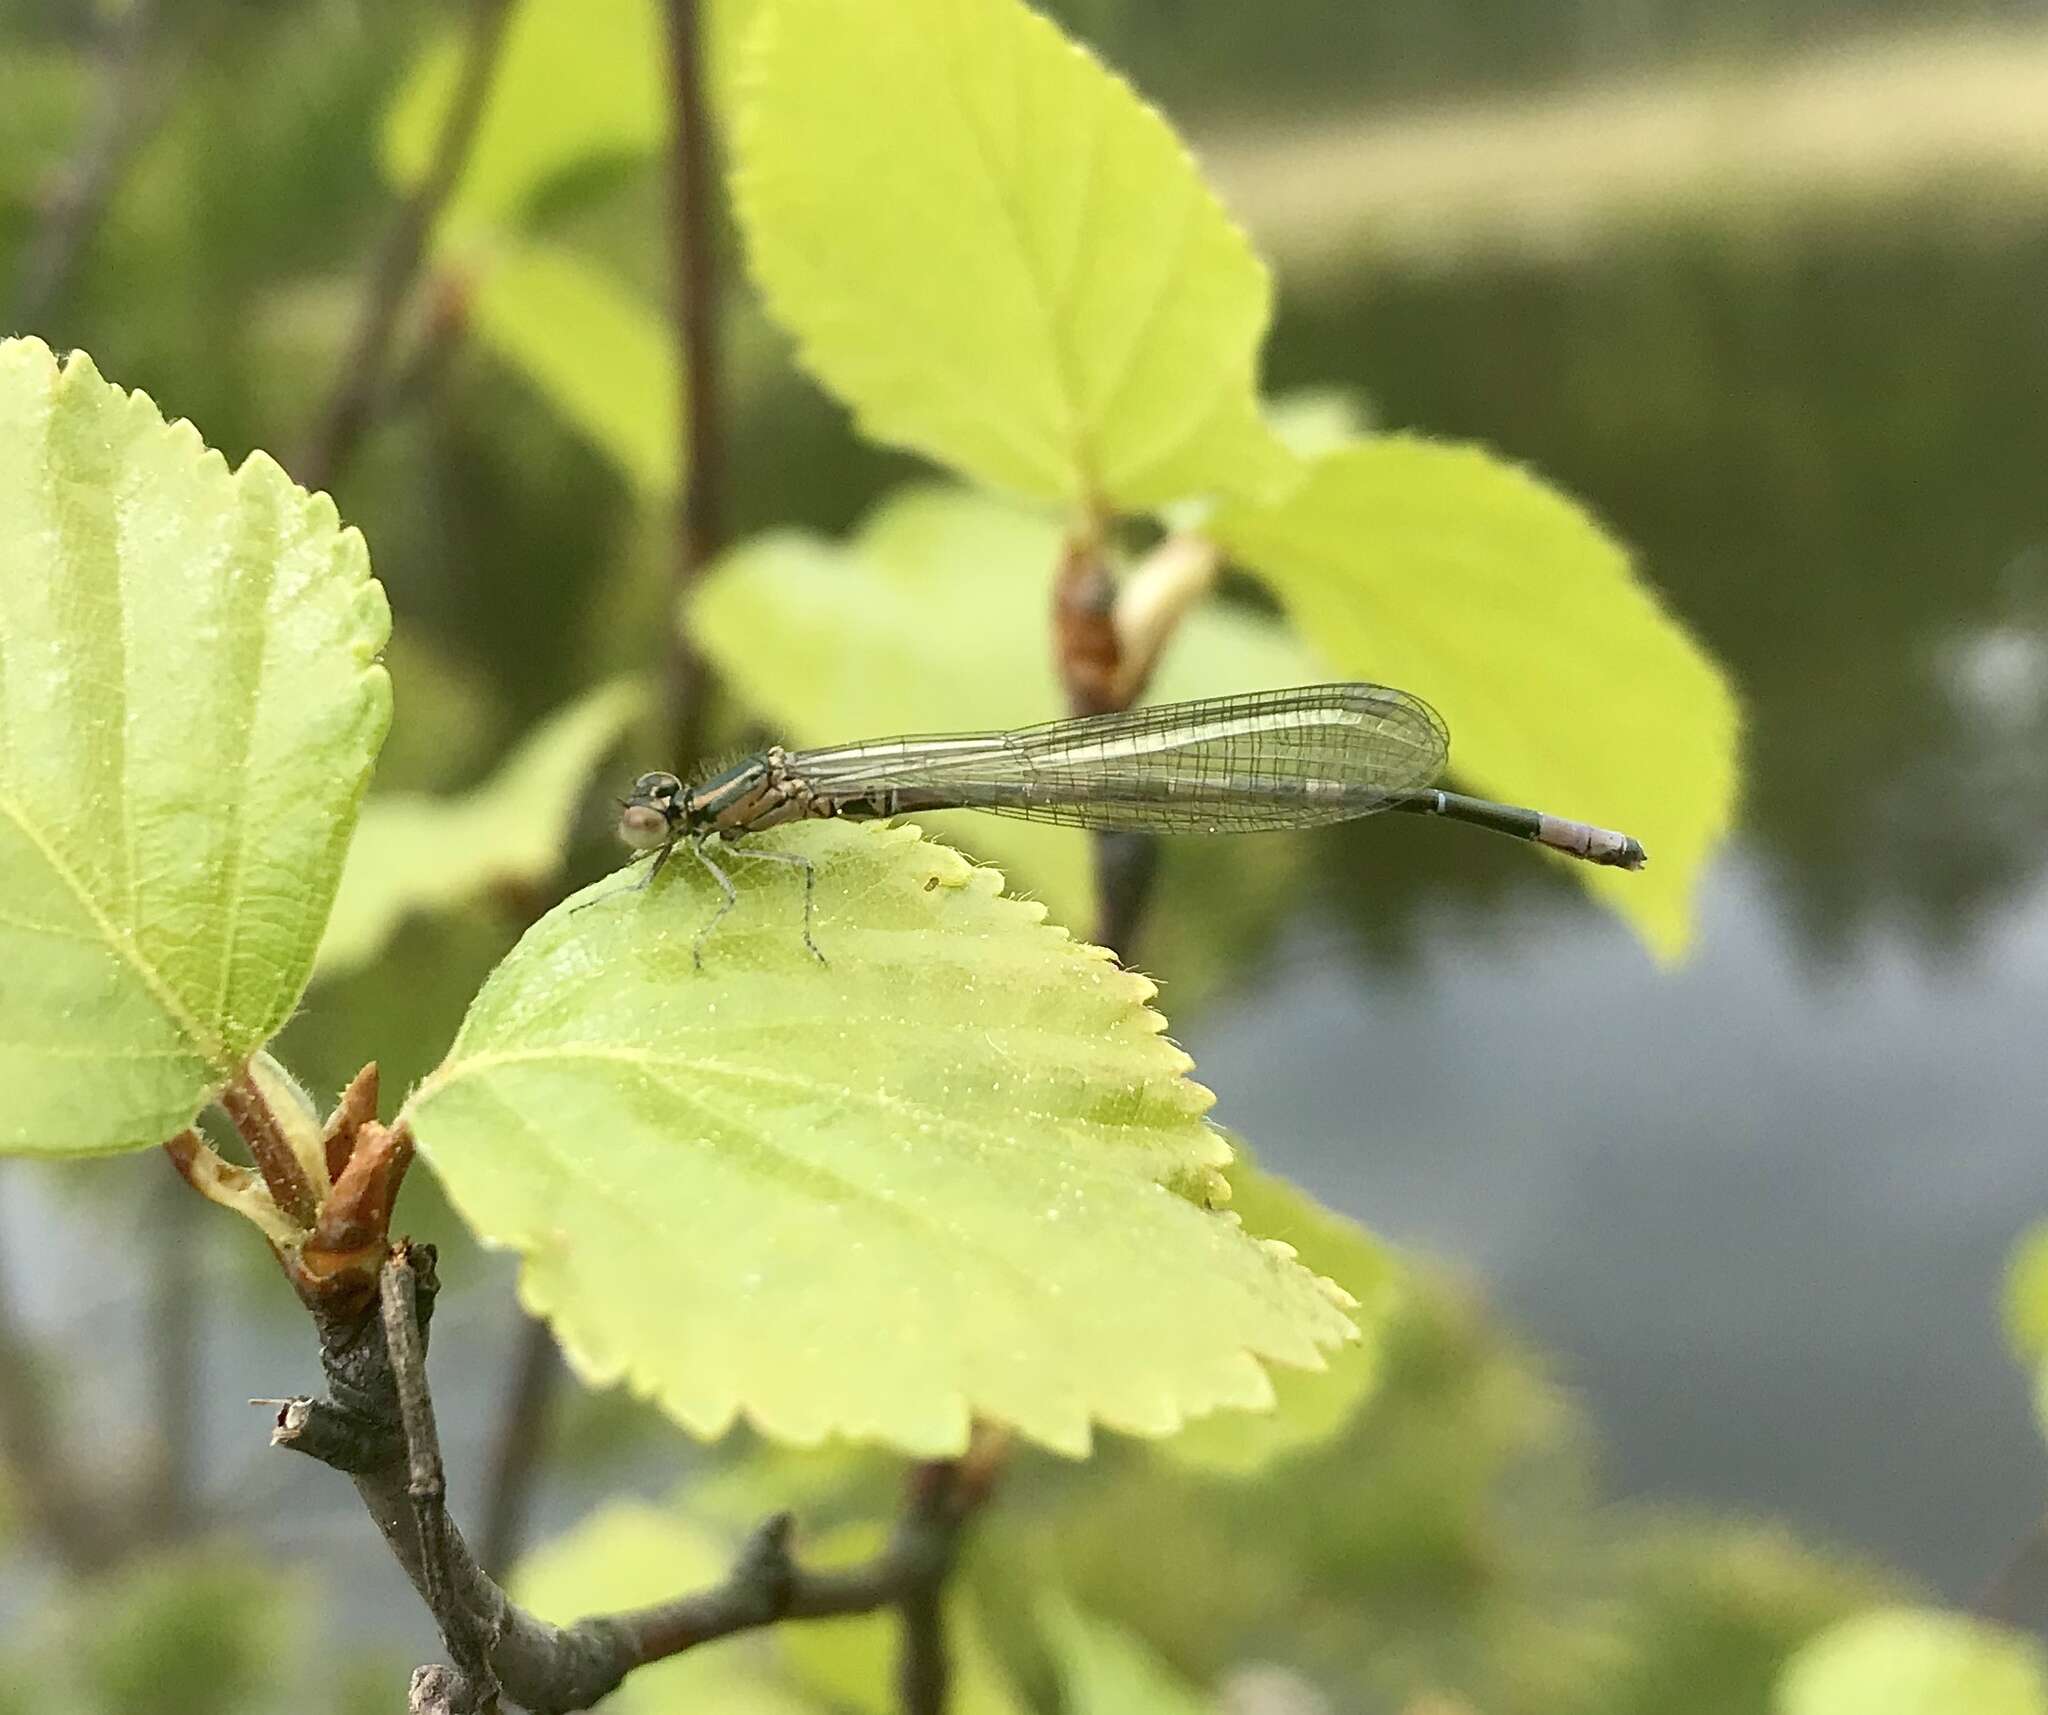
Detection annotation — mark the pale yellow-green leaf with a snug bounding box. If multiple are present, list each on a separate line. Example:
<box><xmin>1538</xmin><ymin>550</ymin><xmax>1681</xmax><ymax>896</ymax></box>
<box><xmin>2003</xmin><ymin>1221</ymin><xmax>2048</xmax><ymax>1367</ymax></box>
<box><xmin>1777</xmin><ymin>1608</ymin><xmax>2048</xmax><ymax>1715</ymax></box>
<box><xmin>1041</xmin><ymin>1597</ymin><xmax>1214</xmax><ymax>1715</ymax></box>
<box><xmin>732</xmin><ymin>0</ymin><xmax>1291</xmax><ymax>509</ymax></box>
<box><xmin>1212</xmin><ymin>436</ymin><xmax>1740</xmax><ymax>958</ymax></box>
<box><xmin>514</xmin><ymin>1503</ymin><xmax>818</xmax><ymax>1715</ymax></box>
<box><xmin>316</xmin><ymin>678</ymin><xmax>643</xmax><ymax>978</ymax></box>
<box><xmin>0</xmin><ymin>339</ymin><xmax>390</xmax><ymax>1156</ymax></box>
<box><xmin>689</xmin><ymin>484</ymin><xmax>1325</xmax><ymax>928</ymax></box>
<box><xmin>468</xmin><ymin>238</ymin><xmax>681</xmax><ymax>498</ymax></box>
<box><xmin>779</xmin><ymin>1523</ymin><xmax>1028</xmax><ymax>1715</ymax></box>
<box><xmin>381</xmin><ymin>0</ymin><xmax>665</xmax><ymax>233</ymax></box>
<box><xmin>1160</xmin><ymin>1155</ymin><xmax>1395</xmax><ymax>1475</ymax></box>
<box><xmin>401</xmin><ymin>819</ymin><xmax>1357</xmax><ymax>1455</ymax></box>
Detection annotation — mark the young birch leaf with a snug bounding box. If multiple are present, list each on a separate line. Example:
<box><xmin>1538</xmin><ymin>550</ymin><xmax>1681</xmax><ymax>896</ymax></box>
<box><xmin>316</xmin><ymin>677</ymin><xmax>644</xmax><ymax>979</ymax></box>
<box><xmin>401</xmin><ymin>820</ymin><xmax>1358</xmax><ymax>1456</ymax></box>
<box><xmin>690</xmin><ymin>484</ymin><xmax>1324</xmax><ymax>926</ymax></box>
<box><xmin>732</xmin><ymin>0</ymin><xmax>1292</xmax><ymax>510</ymax></box>
<box><xmin>469</xmin><ymin>240</ymin><xmax>682</xmax><ymax>498</ymax></box>
<box><xmin>0</xmin><ymin>340</ymin><xmax>390</xmax><ymax>1157</ymax></box>
<box><xmin>1778</xmin><ymin>1609</ymin><xmax>2048</xmax><ymax>1715</ymax></box>
<box><xmin>1212</xmin><ymin>437</ymin><xmax>1740</xmax><ymax>958</ymax></box>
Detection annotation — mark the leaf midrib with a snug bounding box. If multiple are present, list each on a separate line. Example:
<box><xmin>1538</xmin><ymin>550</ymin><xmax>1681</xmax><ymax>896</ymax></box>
<box><xmin>0</xmin><ymin>788</ymin><xmax>225</xmax><ymax>1066</ymax></box>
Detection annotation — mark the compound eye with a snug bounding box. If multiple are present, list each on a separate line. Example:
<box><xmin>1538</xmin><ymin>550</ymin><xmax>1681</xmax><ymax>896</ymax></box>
<box><xmin>617</xmin><ymin>802</ymin><xmax>673</xmax><ymax>851</ymax></box>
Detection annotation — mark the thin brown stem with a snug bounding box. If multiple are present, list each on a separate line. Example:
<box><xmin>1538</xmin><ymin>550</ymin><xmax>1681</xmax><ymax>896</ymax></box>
<box><xmin>295</xmin><ymin>0</ymin><xmax>514</xmax><ymax>493</ymax></box>
<box><xmin>218</xmin><ymin>1064</ymin><xmax>321</xmax><ymax>1231</ymax></box>
<box><xmin>476</xmin><ymin>1313</ymin><xmax>562</xmax><ymax>1577</ymax></box>
<box><xmin>11</xmin><ymin>0</ymin><xmax>179</xmax><ymax>328</ymax></box>
<box><xmin>266</xmin><ymin>1243</ymin><xmax>992</xmax><ymax>1711</ymax></box>
<box><xmin>657</xmin><ymin>0</ymin><xmax>726</xmax><ymax>767</ymax></box>
<box><xmin>1052</xmin><ymin>526</ymin><xmax>1165</xmax><ymax>954</ymax></box>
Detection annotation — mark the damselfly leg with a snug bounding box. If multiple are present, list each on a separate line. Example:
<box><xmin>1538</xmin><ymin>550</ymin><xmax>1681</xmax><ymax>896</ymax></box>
<box><xmin>730</xmin><ymin>844</ymin><xmax>825</xmax><ymax>966</ymax></box>
<box><xmin>688</xmin><ymin>836</ymin><xmax>738</xmax><ymax>970</ymax></box>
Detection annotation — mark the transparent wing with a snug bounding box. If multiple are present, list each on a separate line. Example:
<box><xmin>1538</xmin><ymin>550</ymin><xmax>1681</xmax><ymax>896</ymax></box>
<box><xmin>785</xmin><ymin>684</ymin><xmax>1449</xmax><ymax>832</ymax></box>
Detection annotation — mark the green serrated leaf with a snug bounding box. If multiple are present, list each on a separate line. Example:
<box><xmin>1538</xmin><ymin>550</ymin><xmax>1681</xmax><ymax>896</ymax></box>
<box><xmin>514</xmin><ymin>1503</ymin><xmax>818</xmax><ymax>1715</ymax></box>
<box><xmin>1777</xmin><ymin>1608</ymin><xmax>2048</xmax><ymax>1715</ymax></box>
<box><xmin>402</xmin><ymin>819</ymin><xmax>1357</xmax><ymax>1455</ymax></box>
<box><xmin>0</xmin><ymin>339</ymin><xmax>391</xmax><ymax>1157</ymax></box>
<box><xmin>690</xmin><ymin>483</ymin><xmax>1325</xmax><ymax>928</ymax></box>
<box><xmin>732</xmin><ymin>0</ymin><xmax>1290</xmax><ymax>509</ymax></box>
<box><xmin>316</xmin><ymin>677</ymin><xmax>643</xmax><ymax>978</ymax></box>
<box><xmin>469</xmin><ymin>238</ymin><xmax>681</xmax><ymax>497</ymax></box>
<box><xmin>1041</xmin><ymin>1597</ymin><xmax>1213</xmax><ymax>1715</ymax></box>
<box><xmin>1212</xmin><ymin>436</ymin><xmax>1740</xmax><ymax>959</ymax></box>
<box><xmin>381</xmin><ymin>0</ymin><xmax>666</xmax><ymax>233</ymax></box>
<box><xmin>1160</xmin><ymin>1155</ymin><xmax>1397</xmax><ymax>1475</ymax></box>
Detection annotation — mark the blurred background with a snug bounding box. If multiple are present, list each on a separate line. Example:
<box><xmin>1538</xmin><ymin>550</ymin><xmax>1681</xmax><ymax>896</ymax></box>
<box><xmin>3</xmin><ymin>0</ymin><xmax>2045</xmax><ymax>1710</ymax></box>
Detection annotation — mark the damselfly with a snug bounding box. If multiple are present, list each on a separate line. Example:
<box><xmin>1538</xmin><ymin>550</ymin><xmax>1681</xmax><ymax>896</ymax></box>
<box><xmin>605</xmin><ymin>683</ymin><xmax>1646</xmax><ymax>966</ymax></box>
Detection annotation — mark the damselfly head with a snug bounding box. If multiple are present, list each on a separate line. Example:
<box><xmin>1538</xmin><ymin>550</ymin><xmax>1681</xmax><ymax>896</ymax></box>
<box><xmin>617</xmin><ymin>771</ymin><xmax>685</xmax><ymax>850</ymax></box>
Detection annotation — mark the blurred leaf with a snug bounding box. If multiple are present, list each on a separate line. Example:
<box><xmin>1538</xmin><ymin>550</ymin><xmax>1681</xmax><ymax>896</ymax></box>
<box><xmin>1212</xmin><ymin>437</ymin><xmax>1740</xmax><ymax>959</ymax></box>
<box><xmin>0</xmin><ymin>340</ymin><xmax>390</xmax><ymax>1156</ymax></box>
<box><xmin>316</xmin><ymin>676</ymin><xmax>643</xmax><ymax>978</ymax></box>
<box><xmin>1264</xmin><ymin>387</ymin><xmax>1375</xmax><ymax>460</ymax></box>
<box><xmin>1042</xmin><ymin>1597</ymin><xmax>1214</xmax><ymax>1715</ymax></box>
<box><xmin>2002</xmin><ymin>1221</ymin><xmax>2048</xmax><ymax>1367</ymax></box>
<box><xmin>514</xmin><ymin>1503</ymin><xmax>816</xmax><ymax>1714</ymax></box>
<box><xmin>1582</xmin><ymin>1515</ymin><xmax>1894</xmax><ymax>1715</ymax></box>
<box><xmin>469</xmin><ymin>238</ymin><xmax>681</xmax><ymax>497</ymax></box>
<box><xmin>732</xmin><ymin>0</ymin><xmax>1291</xmax><ymax>509</ymax></box>
<box><xmin>66</xmin><ymin>1548</ymin><xmax>308</xmax><ymax>1715</ymax></box>
<box><xmin>402</xmin><ymin>818</ymin><xmax>1358</xmax><ymax>1455</ymax></box>
<box><xmin>369</xmin><ymin>632</ymin><xmax>502</xmax><ymax>795</ymax></box>
<box><xmin>779</xmin><ymin>1523</ymin><xmax>1029</xmax><ymax>1715</ymax></box>
<box><xmin>1777</xmin><ymin>1608</ymin><xmax>2048</xmax><ymax>1715</ymax></box>
<box><xmin>690</xmin><ymin>483</ymin><xmax>1325</xmax><ymax>928</ymax></box>
<box><xmin>1161</xmin><ymin>1155</ymin><xmax>1397</xmax><ymax>1475</ymax></box>
<box><xmin>994</xmin><ymin>1266</ymin><xmax>1592</xmax><ymax>1707</ymax></box>
<box><xmin>382</xmin><ymin>0</ymin><xmax>664</xmax><ymax>234</ymax></box>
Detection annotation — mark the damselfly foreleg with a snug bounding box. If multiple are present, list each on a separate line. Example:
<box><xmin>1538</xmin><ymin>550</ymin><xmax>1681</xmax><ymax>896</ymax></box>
<box><xmin>689</xmin><ymin>836</ymin><xmax>739</xmax><ymax>970</ymax></box>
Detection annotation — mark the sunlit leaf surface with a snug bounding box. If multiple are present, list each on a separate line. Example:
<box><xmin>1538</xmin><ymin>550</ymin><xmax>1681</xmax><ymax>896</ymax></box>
<box><xmin>1778</xmin><ymin>1609</ymin><xmax>2048</xmax><ymax>1715</ymax></box>
<box><xmin>690</xmin><ymin>484</ymin><xmax>1324</xmax><ymax>928</ymax></box>
<box><xmin>316</xmin><ymin>677</ymin><xmax>643</xmax><ymax>978</ymax></box>
<box><xmin>0</xmin><ymin>339</ymin><xmax>390</xmax><ymax>1155</ymax></box>
<box><xmin>732</xmin><ymin>0</ymin><xmax>1291</xmax><ymax>508</ymax></box>
<box><xmin>403</xmin><ymin>820</ymin><xmax>1358</xmax><ymax>1455</ymax></box>
<box><xmin>1213</xmin><ymin>436</ymin><xmax>1740</xmax><ymax>957</ymax></box>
